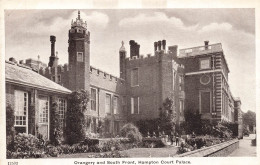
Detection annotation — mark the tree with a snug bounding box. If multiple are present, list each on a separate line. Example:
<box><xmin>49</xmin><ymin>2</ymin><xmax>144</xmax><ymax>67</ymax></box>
<box><xmin>243</xmin><ymin>110</ymin><xmax>256</xmax><ymax>132</ymax></box>
<box><xmin>65</xmin><ymin>89</ymin><xmax>89</xmax><ymax>144</ymax></box>
<box><xmin>183</xmin><ymin>110</ymin><xmax>203</xmax><ymax>135</ymax></box>
<box><xmin>159</xmin><ymin>97</ymin><xmax>176</xmax><ymax>135</ymax></box>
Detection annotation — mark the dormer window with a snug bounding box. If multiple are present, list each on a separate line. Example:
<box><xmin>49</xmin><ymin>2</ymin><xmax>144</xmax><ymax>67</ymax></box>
<box><xmin>77</xmin><ymin>52</ymin><xmax>83</xmax><ymax>62</ymax></box>
<box><xmin>200</xmin><ymin>58</ymin><xmax>211</xmax><ymax>70</ymax></box>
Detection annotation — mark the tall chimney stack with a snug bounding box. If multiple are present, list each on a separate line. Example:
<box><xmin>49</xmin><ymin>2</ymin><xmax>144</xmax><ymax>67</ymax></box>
<box><xmin>204</xmin><ymin>40</ymin><xmax>209</xmax><ymax>50</ymax></box>
<box><xmin>154</xmin><ymin>42</ymin><xmax>158</xmax><ymax>52</ymax></box>
<box><xmin>129</xmin><ymin>40</ymin><xmax>135</xmax><ymax>58</ymax></box>
<box><xmin>129</xmin><ymin>40</ymin><xmax>140</xmax><ymax>58</ymax></box>
<box><xmin>136</xmin><ymin>44</ymin><xmax>140</xmax><ymax>57</ymax></box>
<box><xmin>50</xmin><ymin>35</ymin><xmax>56</xmax><ymax>57</ymax></box>
<box><xmin>162</xmin><ymin>40</ymin><xmax>166</xmax><ymax>50</ymax></box>
<box><xmin>49</xmin><ymin>35</ymin><xmax>59</xmax><ymax>67</ymax></box>
<box><xmin>158</xmin><ymin>41</ymin><xmax>162</xmax><ymax>51</ymax></box>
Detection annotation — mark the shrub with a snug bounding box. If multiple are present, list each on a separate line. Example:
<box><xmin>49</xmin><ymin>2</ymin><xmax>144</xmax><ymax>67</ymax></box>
<box><xmin>82</xmin><ymin>137</ymin><xmax>99</xmax><ymax>146</ymax></box>
<box><xmin>45</xmin><ymin>146</ymin><xmax>59</xmax><ymax>157</ymax></box>
<box><xmin>177</xmin><ymin>141</ymin><xmax>193</xmax><ymax>154</ymax></box>
<box><xmin>7</xmin><ymin>133</ymin><xmax>46</xmax><ymax>158</ymax></box>
<box><xmin>142</xmin><ymin>138</ymin><xmax>165</xmax><ymax>148</ymax></box>
<box><xmin>136</xmin><ymin>119</ymin><xmax>160</xmax><ymax>136</ymax></box>
<box><xmin>186</xmin><ymin>137</ymin><xmax>206</xmax><ymax>149</ymax></box>
<box><xmin>66</xmin><ymin>90</ymin><xmax>89</xmax><ymax>145</ymax></box>
<box><xmin>120</xmin><ymin>123</ymin><xmax>142</xmax><ymax>143</ymax></box>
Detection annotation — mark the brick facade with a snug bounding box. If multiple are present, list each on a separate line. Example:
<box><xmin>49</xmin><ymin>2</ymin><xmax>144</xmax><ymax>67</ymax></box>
<box><xmin>178</xmin><ymin>42</ymin><xmax>238</xmax><ymax>123</ymax></box>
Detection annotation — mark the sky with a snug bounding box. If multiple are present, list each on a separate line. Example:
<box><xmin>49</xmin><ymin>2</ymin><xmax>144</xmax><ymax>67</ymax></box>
<box><xmin>5</xmin><ymin>9</ymin><xmax>255</xmax><ymax>112</ymax></box>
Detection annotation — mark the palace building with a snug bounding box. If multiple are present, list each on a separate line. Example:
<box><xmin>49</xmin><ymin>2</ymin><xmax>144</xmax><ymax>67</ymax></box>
<box><xmin>6</xmin><ymin>11</ymin><xmax>243</xmax><ymax>139</ymax></box>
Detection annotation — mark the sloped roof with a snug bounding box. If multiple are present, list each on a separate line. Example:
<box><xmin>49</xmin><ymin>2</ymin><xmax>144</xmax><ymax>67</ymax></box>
<box><xmin>5</xmin><ymin>61</ymin><xmax>71</xmax><ymax>94</ymax></box>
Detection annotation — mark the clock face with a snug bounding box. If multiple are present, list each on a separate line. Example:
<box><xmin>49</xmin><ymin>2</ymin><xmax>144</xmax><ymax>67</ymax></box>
<box><xmin>200</xmin><ymin>75</ymin><xmax>211</xmax><ymax>85</ymax></box>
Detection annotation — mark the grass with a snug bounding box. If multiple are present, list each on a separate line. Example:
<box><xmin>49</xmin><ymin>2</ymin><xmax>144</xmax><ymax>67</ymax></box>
<box><xmin>120</xmin><ymin>147</ymin><xmax>178</xmax><ymax>157</ymax></box>
<box><xmin>55</xmin><ymin>146</ymin><xmax>178</xmax><ymax>158</ymax></box>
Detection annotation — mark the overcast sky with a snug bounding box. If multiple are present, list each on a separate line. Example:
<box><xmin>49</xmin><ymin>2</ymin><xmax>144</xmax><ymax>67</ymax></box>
<box><xmin>5</xmin><ymin>9</ymin><xmax>255</xmax><ymax>112</ymax></box>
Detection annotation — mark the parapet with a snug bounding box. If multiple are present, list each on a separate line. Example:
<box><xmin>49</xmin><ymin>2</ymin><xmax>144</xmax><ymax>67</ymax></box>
<box><xmin>90</xmin><ymin>65</ymin><xmax>125</xmax><ymax>84</ymax></box>
<box><xmin>39</xmin><ymin>63</ymin><xmax>69</xmax><ymax>75</ymax></box>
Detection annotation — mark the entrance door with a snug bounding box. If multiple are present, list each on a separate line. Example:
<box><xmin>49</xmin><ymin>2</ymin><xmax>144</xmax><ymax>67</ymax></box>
<box><xmin>38</xmin><ymin>95</ymin><xmax>49</xmax><ymax>140</ymax></box>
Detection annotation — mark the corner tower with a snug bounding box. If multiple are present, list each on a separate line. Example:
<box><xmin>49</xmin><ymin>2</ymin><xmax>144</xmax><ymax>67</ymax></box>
<box><xmin>68</xmin><ymin>11</ymin><xmax>90</xmax><ymax>91</ymax></box>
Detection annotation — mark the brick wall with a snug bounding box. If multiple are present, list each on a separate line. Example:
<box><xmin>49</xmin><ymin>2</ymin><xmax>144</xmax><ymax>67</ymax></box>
<box><xmin>177</xmin><ymin>139</ymin><xmax>239</xmax><ymax>157</ymax></box>
<box><xmin>125</xmin><ymin>55</ymin><xmax>161</xmax><ymax>121</ymax></box>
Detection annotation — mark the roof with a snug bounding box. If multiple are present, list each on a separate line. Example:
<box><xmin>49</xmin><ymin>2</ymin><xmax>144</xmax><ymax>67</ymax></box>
<box><xmin>5</xmin><ymin>61</ymin><xmax>71</xmax><ymax>94</ymax></box>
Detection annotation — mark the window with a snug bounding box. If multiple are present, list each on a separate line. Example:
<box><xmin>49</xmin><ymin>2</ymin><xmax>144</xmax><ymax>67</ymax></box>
<box><xmin>58</xmin><ymin>98</ymin><xmax>66</xmax><ymax>127</ymax></box>
<box><xmin>131</xmin><ymin>68</ymin><xmax>139</xmax><ymax>86</ymax></box>
<box><xmin>113</xmin><ymin>96</ymin><xmax>119</xmax><ymax>114</ymax></box>
<box><xmin>179</xmin><ymin>100</ymin><xmax>184</xmax><ymax>115</ymax></box>
<box><xmin>179</xmin><ymin>75</ymin><xmax>183</xmax><ymax>91</ymax></box>
<box><xmin>131</xmin><ymin>97</ymin><xmax>139</xmax><ymax>114</ymax></box>
<box><xmin>14</xmin><ymin>90</ymin><xmax>28</xmax><ymax>131</ymax></box>
<box><xmin>58</xmin><ymin>75</ymin><xmax>61</xmax><ymax>84</ymax></box>
<box><xmin>172</xmin><ymin>71</ymin><xmax>176</xmax><ymax>90</ymax></box>
<box><xmin>77</xmin><ymin>52</ymin><xmax>83</xmax><ymax>62</ymax></box>
<box><xmin>200</xmin><ymin>91</ymin><xmax>211</xmax><ymax>114</ymax></box>
<box><xmin>200</xmin><ymin>58</ymin><xmax>211</xmax><ymax>70</ymax></box>
<box><xmin>39</xmin><ymin>96</ymin><xmax>49</xmax><ymax>123</ymax></box>
<box><xmin>52</xmin><ymin>76</ymin><xmax>56</xmax><ymax>82</ymax></box>
<box><xmin>105</xmin><ymin>94</ymin><xmax>111</xmax><ymax>114</ymax></box>
<box><xmin>90</xmin><ymin>88</ymin><xmax>97</xmax><ymax>111</ymax></box>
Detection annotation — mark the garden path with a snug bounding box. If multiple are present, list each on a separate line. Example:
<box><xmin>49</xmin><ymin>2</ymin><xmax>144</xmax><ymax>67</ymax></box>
<box><xmin>229</xmin><ymin>134</ymin><xmax>256</xmax><ymax>157</ymax></box>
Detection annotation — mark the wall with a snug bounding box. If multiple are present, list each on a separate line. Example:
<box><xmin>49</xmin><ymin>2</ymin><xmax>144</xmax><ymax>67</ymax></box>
<box><xmin>177</xmin><ymin>139</ymin><xmax>239</xmax><ymax>157</ymax></box>
<box><xmin>124</xmin><ymin>51</ymin><xmax>185</xmax><ymax>125</ymax></box>
<box><xmin>89</xmin><ymin>66</ymin><xmax>127</xmax><ymax>134</ymax></box>
<box><xmin>179</xmin><ymin>52</ymin><xmax>232</xmax><ymax>122</ymax></box>
<box><xmin>125</xmin><ymin>55</ymin><xmax>161</xmax><ymax>121</ymax></box>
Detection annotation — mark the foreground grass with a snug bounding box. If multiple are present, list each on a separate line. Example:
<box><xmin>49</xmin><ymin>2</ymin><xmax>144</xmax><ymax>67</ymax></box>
<box><xmin>120</xmin><ymin>147</ymin><xmax>178</xmax><ymax>157</ymax></box>
<box><xmin>57</xmin><ymin>146</ymin><xmax>178</xmax><ymax>158</ymax></box>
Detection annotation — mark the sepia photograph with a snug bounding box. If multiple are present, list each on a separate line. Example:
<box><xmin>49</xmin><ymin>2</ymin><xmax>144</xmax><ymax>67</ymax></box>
<box><xmin>0</xmin><ymin>1</ymin><xmax>259</xmax><ymax>165</ymax></box>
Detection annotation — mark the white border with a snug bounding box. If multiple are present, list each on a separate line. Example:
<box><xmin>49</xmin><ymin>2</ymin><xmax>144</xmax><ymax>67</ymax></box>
<box><xmin>0</xmin><ymin>1</ymin><xmax>260</xmax><ymax>165</ymax></box>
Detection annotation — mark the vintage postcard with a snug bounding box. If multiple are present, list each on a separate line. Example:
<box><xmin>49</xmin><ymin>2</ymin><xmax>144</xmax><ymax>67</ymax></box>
<box><xmin>0</xmin><ymin>0</ymin><xmax>259</xmax><ymax>165</ymax></box>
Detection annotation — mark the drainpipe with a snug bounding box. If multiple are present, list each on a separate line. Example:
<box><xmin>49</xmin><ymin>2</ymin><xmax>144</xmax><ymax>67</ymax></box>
<box><xmin>212</xmin><ymin>55</ymin><xmax>216</xmax><ymax>121</ymax></box>
<box><xmin>97</xmin><ymin>88</ymin><xmax>100</xmax><ymax>120</ymax></box>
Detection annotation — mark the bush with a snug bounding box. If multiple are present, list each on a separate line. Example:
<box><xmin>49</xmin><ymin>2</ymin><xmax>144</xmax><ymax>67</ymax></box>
<box><xmin>82</xmin><ymin>137</ymin><xmax>99</xmax><ymax>146</ymax></box>
<box><xmin>7</xmin><ymin>133</ymin><xmax>46</xmax><ymax>158</ymax></box>
<box><xmin>142</xmin><ymin>138</ymin><xmax>166</xmax><ymax>148</ymax></box>
<box><xmin>177</xmin><ymin>142</ymin><xmax>193</xmax><ymax>154</ymax></box>
<box><xmin>120</xmin><ymin>123</ymin><xmax>142</xmax><ymax>143</ymax></box>
<box><xmin>136</xmin><ymin>119</ymin><xmax>160</xmax><ymax>136</ymax></box>
<box><xmin>83</xmin><ymin>138</ymin><xmax>131</xmax><ymax>153</ymax></box>
<box><xmin>186</xmin><ymin>137</ymin><xmax>206</xmax><ymax>149</ymax></box>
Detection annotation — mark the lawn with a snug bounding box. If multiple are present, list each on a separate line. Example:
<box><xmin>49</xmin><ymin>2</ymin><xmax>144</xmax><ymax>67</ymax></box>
<box><xmin>56</xmin><ymin>146</ymin><xmax>178</xmax><ymax>158</ymax></box>
<box><xmin>120</xmin><ymin>147</ymin><xmax>178</xmax><ymax>157</ymax></box>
